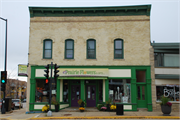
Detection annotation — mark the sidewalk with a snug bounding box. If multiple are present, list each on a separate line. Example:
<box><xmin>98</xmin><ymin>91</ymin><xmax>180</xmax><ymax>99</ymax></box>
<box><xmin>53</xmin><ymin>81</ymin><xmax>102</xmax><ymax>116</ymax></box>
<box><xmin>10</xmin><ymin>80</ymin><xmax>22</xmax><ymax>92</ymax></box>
<box><xmin>0</xmin><ymin>107</ymin><xmax>180</xmax><ymax>119</ymax></box>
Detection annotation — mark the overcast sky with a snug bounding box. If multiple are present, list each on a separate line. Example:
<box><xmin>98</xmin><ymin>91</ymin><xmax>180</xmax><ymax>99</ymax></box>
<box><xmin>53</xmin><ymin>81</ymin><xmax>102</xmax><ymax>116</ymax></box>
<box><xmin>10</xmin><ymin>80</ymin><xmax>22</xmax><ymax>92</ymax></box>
<box><xmin>0</xmin><ymin>0</ymin><xmax>179</xmax><ymax>81</ymax></box>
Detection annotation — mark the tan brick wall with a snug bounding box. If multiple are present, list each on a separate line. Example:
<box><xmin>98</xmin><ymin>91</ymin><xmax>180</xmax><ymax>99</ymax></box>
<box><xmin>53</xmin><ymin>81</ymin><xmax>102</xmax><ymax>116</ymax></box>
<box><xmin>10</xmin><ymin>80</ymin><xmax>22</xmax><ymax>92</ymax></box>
<box><xmin>28</xmin><ymin>16</ymin><xmax>151</xmax><ymax>66</ymax></box>
<box><xmin>155</xmin><ymin>103</ymin><xmax>180</xmax><ymax>112</ymax></box>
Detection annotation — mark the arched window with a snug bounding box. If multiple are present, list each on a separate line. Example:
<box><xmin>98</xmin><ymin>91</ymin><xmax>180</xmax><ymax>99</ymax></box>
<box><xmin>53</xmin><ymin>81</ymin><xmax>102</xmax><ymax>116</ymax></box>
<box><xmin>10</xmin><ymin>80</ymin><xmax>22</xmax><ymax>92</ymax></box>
<box><xmin>114</xmin><ymin>39</ymin><xmax>123</xmax><ymax>59</ymax></box>
<box><xmin>43</xmin><ymin>39</ymin><xmax>52</xmax><ymax>59</ymax></box>
<box><xmin>65</xmin><ymin>39</ymin><xmax>74</xmax><ymax>59</ymax></box>
<box><xmin>87</xmin><ymin>39</ymin><xmax>96</xmax><ymax>59</ymax></box>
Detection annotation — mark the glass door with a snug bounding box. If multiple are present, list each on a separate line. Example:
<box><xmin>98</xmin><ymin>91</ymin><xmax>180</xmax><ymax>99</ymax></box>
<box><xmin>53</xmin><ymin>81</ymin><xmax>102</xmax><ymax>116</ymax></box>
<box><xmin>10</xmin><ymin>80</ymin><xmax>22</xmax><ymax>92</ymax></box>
<box><xmin>71</xmin><ymin>85</ymin><xmax>80</xmax><ymax>107</ymax></box>
<box><xmin>86</xmin><ymin>85</ymin><xmax>96</xmax><ymax>107</ymax></box>
<box><xmin>137</xmin><ymin>85</ymin><xmax>147</xmax><ymax>108</ymax></box>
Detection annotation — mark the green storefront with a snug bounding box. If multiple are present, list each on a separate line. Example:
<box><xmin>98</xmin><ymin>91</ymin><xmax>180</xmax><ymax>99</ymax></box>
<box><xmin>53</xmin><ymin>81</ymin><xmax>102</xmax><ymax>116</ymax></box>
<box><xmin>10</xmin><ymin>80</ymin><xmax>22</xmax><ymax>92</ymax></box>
<box><xmin>29</xmin><ymin>65</ymin><xmax>152</xmax><ymax>111</ymax></box>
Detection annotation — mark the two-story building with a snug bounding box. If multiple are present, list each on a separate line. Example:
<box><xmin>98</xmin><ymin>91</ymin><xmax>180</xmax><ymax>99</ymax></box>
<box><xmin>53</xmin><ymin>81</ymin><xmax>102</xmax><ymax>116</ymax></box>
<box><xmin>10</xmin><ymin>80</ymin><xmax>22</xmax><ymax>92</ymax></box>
<box><xmin>152</xmin><ymin>43</ymin><xmax>179</xmax><ymax>112</ymax></box>
<box><xmin>27</xmin><ymin>5</ymin><xmax>153</xmax><ymax>112</ymax></box>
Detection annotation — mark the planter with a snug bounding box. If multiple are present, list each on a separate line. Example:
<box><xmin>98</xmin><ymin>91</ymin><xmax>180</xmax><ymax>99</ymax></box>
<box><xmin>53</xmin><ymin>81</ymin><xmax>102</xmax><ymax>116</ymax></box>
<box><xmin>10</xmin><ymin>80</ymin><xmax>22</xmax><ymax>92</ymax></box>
<box><xmin>55</xmin><ymin>104</ymin><xmax>59</xmax><ymax>112</ymax></box>
<box><xmin>80</xmin><ymin>110</ymin><xmax>84</xmax><ymax>112</ymax></box>
<box><xmin>161</xmin><ymin>105</ymin><xmax>171</xmax><ymax>116</ymax></box>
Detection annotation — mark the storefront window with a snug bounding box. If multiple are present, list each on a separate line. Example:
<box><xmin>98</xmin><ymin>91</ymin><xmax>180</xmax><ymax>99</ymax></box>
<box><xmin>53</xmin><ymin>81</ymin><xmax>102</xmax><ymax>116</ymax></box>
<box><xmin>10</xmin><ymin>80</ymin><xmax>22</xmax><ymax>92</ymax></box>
<box><xmin>156</xmin><ymin>85</ymin><xmax>179</xmax><ymax>101</ymax></box>
<box><xmin>35</xmin><ymin>79</ymin><xmax>56</xmax><ymax>102</ymax></box>
<box><xmin>63</xmin><ymin>81</ymin><xmax>69</xmax><ymax>102</ymax></box>
<box><xmin>109</xmin><ymin>79</ymin><xmax>131</xmax><ymax>103</ymax></box>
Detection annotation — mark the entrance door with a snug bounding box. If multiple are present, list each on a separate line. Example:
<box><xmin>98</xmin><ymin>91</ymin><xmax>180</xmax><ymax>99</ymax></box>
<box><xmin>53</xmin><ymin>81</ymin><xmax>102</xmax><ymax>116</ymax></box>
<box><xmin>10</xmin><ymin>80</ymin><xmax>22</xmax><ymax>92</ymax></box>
<box><xmin>137</xmin><ymin>85</ymin><xmax>147</xmax><ymax>108</ymax></box>
<box><xmin>86</xmin><ymin>85</ymin><xmax>96</xmax><ymax>107</ymax></box>
<box><xmin>71</xmin><ymin>85</ymin><xmax>80</xmax><ymax>107</ymax></box>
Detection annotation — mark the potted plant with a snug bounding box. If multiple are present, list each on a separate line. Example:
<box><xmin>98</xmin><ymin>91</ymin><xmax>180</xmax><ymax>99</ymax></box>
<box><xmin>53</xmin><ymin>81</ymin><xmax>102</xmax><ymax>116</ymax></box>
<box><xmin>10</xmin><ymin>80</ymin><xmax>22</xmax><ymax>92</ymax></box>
<box><xmin>106</xmin><ymin>99</ymin><xmax>111</xmax><ymax>111</ymax></box>
<box><xmin>79</xmin><ymin>107</ymin><xmax>85</xmax><ymax>112</ymax></box>
<box><xmin>78</xmin><ymin>99</ymin><xmax>86</xmax><ymax>107</ymax></box>
<box><xmin>51</xmin><ymin>99</ymin><xmax>59</xmax><ymax>112</ymax></box>
<box><xmin>42</xmin><ymin>104</ymin><xmax>49</xmax><ymax>112</ymax></box>
<box><xmin>160</xmin><ymin>96</ymin><xmax>172</xmax><ymax>116</ymax></box>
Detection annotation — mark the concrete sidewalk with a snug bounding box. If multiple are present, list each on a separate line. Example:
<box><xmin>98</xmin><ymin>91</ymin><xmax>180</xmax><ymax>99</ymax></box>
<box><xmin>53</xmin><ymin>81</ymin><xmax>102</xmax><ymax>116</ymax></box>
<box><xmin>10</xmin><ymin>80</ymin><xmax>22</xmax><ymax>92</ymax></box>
<box><xmin>0</xmin><ymin>108</ymin><xmax>180</xmax><ymax>120</ymax></box>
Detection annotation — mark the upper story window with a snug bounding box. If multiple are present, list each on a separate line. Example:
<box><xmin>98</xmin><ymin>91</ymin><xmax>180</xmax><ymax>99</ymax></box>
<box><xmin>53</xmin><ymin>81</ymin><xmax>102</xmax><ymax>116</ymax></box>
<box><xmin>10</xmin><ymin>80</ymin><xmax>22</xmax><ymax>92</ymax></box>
<box><xmin>65</xmin><ymin>39</ymin><xmax>74</xmax><ymax>59</ymax></box>
<box><xmin>154</xmin><ymin>53</ymin><xmax>179</xmax><ymax>67</ymax></box>
<box><xmin>43</xmin><ymin>39</ymin><xmax>52</xmax><ymax>59</ymax></box>
<box><xmin>87</xmin><ymin>39</ymin><xmax>96</xmax><ymax>59</ymax></box>
<box><xmin>114</xmin><ymin>39</ymin><xmax>123</xmax><ymax>59</ymax></box>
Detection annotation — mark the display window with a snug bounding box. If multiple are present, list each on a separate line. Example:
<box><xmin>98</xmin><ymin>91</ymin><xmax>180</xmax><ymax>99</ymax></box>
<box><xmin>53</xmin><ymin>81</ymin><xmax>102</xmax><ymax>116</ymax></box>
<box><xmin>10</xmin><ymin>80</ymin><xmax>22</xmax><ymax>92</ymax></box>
<box><xmin>156</xmin><ymin>85</ymin><xmax>179</xmax><ymax>101</ymax></box>
<box><xmin>63</xmin><ymin>80</ymin><xmax>69</xmax><ymax>102</ymax></box>
<box><xmin>109</xmin><ymin>79</ymin><xmax>131</xmax><ymax>103</ymax></box>
<box><xmin>35</xmin><ymin>79</ymin><xmax>57</xmax><ymax>102</ymax></box>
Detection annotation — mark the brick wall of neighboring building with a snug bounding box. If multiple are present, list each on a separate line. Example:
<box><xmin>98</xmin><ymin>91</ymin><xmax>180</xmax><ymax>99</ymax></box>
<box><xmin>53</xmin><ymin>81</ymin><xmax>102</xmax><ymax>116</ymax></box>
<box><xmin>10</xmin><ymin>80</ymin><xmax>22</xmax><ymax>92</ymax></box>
<box><xmin>1</xmin><ymin>79</ymin><xmax>27</xmax><ymax>100</ymax></box>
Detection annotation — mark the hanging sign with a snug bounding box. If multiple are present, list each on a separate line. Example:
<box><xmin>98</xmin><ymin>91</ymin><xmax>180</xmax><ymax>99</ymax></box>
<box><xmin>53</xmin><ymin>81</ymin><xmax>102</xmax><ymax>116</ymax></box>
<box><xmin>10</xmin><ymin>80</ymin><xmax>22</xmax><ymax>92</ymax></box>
<box><xmin>59</xmin><ymin>68</ymin><xmax>108</xmax><ymax>77</ymax></box>
<box><xmin>18</xmin><ymin>64</ymin><xmax>28</xmax><ymax>77</ymax></box>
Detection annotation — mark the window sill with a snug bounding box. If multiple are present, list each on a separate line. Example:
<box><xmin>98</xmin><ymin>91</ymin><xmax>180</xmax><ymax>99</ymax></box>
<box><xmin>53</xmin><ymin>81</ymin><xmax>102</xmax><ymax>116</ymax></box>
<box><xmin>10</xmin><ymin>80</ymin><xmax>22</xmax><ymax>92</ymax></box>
<box><xmin>156</xmin><ymin>101</ymin><xmax>180</xmax><ymax>104</ymax></box>
<box><xmin>86</xmin><ymin>59</ymin><xmax>97</xmax><ymax>60</ymax></box>
<box><xmin>64</xmin><ymin>59</ymin><xmax>75</xmax><ymax>60</ymax></box>
<box><xmin>42</xmin><ymin>58</ymin><xmax>53</xmax><ymax>60</ymax></box>
<box><xmin>113</xmin><ymin>59</ymin><xmax>125</xmax><ymax>61</ymax></box>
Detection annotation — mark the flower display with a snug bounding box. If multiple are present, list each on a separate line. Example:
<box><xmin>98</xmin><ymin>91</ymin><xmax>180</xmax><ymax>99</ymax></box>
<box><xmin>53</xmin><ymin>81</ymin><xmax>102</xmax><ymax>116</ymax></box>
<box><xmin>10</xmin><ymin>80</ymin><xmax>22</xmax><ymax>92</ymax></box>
<box><xmin>166</xmin><ymin>102</ymin><xmax>172</xmax><ymax>107</ymax></box>
<box><xmin>160</xmin><ymin>96</ymin><xmax>172</xmax><ymax>107</ymax></box>
<box><xmin>79</xmin><ymin>107</ymin><xmax>85</xmax><ymax>110</ymax></box>
<box><xmin>110</xmin><ymin>105</ymin><xmax>116</xmax><ymax>110</ymax></box>
<box><xmin>101</xmin><ymin>107</ymin><xmax>107</xmax><ymax>110</ymax></box>
<box><xmin>42</xmin><ymin>104</ymin><xmax>49</xmax><ymax>112</ymax></box>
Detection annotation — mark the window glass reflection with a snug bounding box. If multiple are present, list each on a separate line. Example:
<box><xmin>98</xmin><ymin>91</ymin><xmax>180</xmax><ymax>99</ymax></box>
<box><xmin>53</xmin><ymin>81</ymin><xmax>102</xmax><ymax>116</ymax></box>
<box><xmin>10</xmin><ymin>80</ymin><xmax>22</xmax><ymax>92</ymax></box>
<box><xmin>109</xmin><ymin>79</ymin><xmax>131</xmax><ymax>103</ymax></box>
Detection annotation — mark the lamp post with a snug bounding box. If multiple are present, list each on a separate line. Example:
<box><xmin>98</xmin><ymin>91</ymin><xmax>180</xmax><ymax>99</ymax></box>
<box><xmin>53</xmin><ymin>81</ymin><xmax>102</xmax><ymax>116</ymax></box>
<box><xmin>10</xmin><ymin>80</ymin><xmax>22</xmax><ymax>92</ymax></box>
<box><xmin>0</xmin><ymin>17</ymin><xmax>8</xmax><ymax>114</ymax></box>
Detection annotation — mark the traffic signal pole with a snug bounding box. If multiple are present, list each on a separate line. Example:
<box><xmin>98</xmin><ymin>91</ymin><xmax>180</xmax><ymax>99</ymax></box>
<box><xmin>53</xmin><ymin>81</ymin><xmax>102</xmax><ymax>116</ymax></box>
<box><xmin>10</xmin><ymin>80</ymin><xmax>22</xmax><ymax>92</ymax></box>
<box><xmin>0</xmin><ymin>17</ymin><xmax>8</xmax><ymax>114</ymax></box>
<box><xmin>49</xmin><ymin>62</ymin><xmax>53</xmax><ymax>111</ymax></box>
<box><xmin>44</xmin><ymin>62</ymin><xmax>59</xmax><ymax>116</ymax></box>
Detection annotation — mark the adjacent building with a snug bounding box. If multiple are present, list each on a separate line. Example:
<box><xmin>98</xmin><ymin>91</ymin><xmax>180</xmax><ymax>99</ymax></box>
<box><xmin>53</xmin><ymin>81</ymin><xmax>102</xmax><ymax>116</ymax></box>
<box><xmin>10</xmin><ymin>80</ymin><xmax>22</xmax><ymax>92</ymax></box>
<box><xmin>152</xmin><ymin>43</ymin><xmax>179</xmax><ymax>112</ymax></box>
<box><xmin>27</xmin><ymin>5</ymin><xmax>153</xmax><ymax>112</ymax></box>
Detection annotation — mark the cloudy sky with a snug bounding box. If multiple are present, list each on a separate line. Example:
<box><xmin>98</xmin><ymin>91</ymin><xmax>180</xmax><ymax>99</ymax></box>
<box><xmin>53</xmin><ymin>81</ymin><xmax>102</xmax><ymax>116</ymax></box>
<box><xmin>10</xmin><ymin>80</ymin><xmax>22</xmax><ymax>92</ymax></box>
<box><xmin>0</xmin><ymin>0</ymin><xmax>179</xmax><ymax>81</ymax></box>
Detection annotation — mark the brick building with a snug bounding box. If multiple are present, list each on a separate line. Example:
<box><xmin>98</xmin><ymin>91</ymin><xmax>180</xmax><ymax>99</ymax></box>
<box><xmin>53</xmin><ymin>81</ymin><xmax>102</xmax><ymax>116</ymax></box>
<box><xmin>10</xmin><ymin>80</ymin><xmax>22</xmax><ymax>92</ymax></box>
<box><xmin>27</xmin><ymin>5</ymin><xmax>153</xmax><ymax>112</ymax></box>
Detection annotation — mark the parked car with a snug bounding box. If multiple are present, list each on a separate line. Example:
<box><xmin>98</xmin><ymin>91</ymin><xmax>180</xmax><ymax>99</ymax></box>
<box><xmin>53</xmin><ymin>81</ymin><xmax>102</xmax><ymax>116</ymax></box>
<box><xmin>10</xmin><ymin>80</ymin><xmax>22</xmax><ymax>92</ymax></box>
<box><xmin>23</xmin><ymin>99</ymin><xmax>26</xmax><ymax>103</ymax></box>
<box><xmin>11</xmin><ymin>102</ymin><xmax>15</xmax><ymax>110</ymax></box>
<box><xmin>12</xmin><ymin>99</ymin><xmax>23</xmax><ymax>108</ymax></box>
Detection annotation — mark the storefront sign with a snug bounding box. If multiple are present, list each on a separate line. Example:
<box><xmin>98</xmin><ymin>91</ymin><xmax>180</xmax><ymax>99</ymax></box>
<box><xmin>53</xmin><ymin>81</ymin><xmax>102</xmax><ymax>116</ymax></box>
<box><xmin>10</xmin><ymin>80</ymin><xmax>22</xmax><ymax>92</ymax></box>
<box><xmin>18</xmin><ymin>64</ymin><xmax>28</xmax><ymax>77</ymax></box>
<box><xmin>59</xmin><ymin>68</ymin><xmax>108</xmax><ymax>76</ymax></box>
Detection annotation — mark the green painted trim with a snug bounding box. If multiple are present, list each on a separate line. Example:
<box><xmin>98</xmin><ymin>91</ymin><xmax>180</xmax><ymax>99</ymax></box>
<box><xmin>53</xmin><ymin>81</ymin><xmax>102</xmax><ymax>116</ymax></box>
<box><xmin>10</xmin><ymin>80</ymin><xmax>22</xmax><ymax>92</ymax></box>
<box><xmin>59</xmin><ymin>77</ymin><xmax>107</xmax><ymax>79</ymax></box>
<box><xmin>29</xmin><ymin>66</ymin><xmax>36</xmax><ymax>111</ymax></box>
<box><xmin>56</xmin><ymin>79</ymin><xmax>60</xmax><ymax>103</ymax></box>
<box><xmin>87</xmin><ymin>39</ymin><xmax>96</xmax><ymax>59</ymax></box>
<box><xmin>154</xmin><ymin>49</ymin><xmax>179</xmax><ymax>53</ymax></box>
<box><xmin>155</xmin><ymin>74</ymin><xmax>179</xmax><ymax>79</ymax></box>
<box><xmin>105</xmin><ymin>79</ymin><xmax>109</xmax><ymax>102</ymax></box>
<box><xmin>80</xmin><ymin>80</ymin><xmax>85</xmax><ymax>101</ymax></box>
<box><xmin>152</xmin><ymin>43</ymin><xmax>180</xmax><ymax>50</ymax></box>
<box><xmin>29</xmin><ymin>5</ymin><xmax>151</xmax><ymax>17</ymax></box>
<box><xmin>108</xmin><ymin>77</ymin><xmax>131</xmax><ymax>79</ymax></box>
<box><xmin>43</xmin><ymin>39</ymin><xmax>53</xmax><ymax>59</ymax></box>
<box><xmin>114</xmin><ymin>39</ymin><xmax>124</xmax><ymax>59</ymax></box>
<box><xmin>65</xmin><ymin>39</ymin><xmax>74</xmax><ymax>59</ymax></box>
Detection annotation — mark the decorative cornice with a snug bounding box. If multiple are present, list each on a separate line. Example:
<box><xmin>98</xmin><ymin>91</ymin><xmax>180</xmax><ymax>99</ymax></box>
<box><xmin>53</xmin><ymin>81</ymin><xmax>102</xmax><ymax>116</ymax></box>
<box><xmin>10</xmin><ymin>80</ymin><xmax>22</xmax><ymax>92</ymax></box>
<box><xmin>29</xmin><ymin>5</ymin><xmax>151</xmax><ymax>18</ymax></box>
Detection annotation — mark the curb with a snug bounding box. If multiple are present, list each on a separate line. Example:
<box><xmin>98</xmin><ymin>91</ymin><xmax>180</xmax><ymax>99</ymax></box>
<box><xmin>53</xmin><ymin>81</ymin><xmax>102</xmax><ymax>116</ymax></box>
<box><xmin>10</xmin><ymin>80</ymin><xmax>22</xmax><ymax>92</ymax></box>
<box><xmin>30</xmin><ymin>116</ymin><xmax>180</xmax><ymax>119</ymax></box>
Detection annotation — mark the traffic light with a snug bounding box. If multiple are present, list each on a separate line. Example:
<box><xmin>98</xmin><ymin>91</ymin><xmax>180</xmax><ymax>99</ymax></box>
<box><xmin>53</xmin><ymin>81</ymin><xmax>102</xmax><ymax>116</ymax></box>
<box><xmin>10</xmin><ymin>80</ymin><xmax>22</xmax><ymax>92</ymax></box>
<box><xmin>45</xmin><ymin>79</ymin><xmax>48</xmax><ymax>83</ymax></box>
<box><xmin>44</xmin><ymin>65</ymin><xmax>49</xmax><ymax>79</ymax></box>
<box><xmin>1</xmin><ymin>71</ymin><xmax>7</xmax><ymax>84</ymax></box>
<box><xmin>1</xmin><ymin>84</ymin><xmax>5</xmax><ymax>91</ymax></box>
<box><xmin>54</xmin><ymin>64</ymin><xmax>59</xmax><ymax>80</ymax></box>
